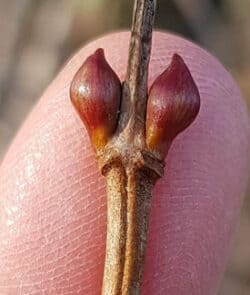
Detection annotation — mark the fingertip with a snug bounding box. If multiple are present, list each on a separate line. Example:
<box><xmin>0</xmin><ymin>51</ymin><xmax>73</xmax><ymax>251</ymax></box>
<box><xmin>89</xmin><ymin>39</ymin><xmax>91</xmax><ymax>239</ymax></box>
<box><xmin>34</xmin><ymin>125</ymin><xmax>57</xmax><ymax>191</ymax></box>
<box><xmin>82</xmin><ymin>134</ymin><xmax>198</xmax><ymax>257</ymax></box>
<box><xmin>0</xmin><ymin>31</ymin><xmax>249</xmax><ymax>295</ymax></box>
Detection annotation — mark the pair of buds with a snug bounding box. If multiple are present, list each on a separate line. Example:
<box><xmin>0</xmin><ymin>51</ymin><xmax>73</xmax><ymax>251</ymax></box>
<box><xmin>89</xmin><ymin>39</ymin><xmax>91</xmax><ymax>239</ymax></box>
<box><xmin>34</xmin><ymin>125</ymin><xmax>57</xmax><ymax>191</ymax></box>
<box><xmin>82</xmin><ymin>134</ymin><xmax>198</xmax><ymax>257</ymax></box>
<box><xmin>70</xmin><ymin>48</ymin><xmax>200</xmax><ymax>157</ymax></box>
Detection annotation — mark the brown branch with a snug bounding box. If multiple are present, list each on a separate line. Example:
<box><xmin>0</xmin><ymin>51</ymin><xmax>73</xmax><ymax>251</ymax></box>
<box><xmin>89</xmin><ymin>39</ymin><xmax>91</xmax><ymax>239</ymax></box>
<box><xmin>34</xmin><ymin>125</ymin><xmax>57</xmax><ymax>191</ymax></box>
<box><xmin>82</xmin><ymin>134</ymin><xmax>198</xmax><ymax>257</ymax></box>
<box><xmin>101</xmin><ymin>1</ymin><xmax>159</xmax><ymax>294</ymax></box>
<box><xmin>70</xmin><ymin>1</ymin><xmax>200</xmax><ymax>294</ymax></box>
<box><xmin>119</xmin><ymin>0</ymin><xmax>156</xmax><ymax>139</ymax></box>
<box><xmin>101</xmin><ymin>165</ymin><xmax>127</xmax><ymax>294</ymax></box>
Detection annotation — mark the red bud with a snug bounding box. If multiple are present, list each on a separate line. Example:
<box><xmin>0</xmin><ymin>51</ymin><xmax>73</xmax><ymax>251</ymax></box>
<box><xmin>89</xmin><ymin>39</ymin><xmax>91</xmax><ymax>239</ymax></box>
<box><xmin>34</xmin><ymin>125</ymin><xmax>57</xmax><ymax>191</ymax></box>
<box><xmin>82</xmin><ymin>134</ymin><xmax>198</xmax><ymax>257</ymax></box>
<box><xmin>70</xmin><ymin>48</ymin><xmax>121</xmax><ymax>150</ymax></box>
<box><xmin>146</xmin><ymin>53</ymin><xmax>200</xmax><ymax>156</ymax></box>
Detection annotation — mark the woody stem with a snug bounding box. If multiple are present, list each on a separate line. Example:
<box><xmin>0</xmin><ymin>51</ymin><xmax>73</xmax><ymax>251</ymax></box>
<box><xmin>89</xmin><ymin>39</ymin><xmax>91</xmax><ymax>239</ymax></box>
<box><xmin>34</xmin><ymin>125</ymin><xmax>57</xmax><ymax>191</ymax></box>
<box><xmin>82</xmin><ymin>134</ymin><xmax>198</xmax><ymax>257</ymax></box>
<box><xmin>101</xmin><ymin>1</ymin><xmax>158</xmax><ymax>294</ymax></box>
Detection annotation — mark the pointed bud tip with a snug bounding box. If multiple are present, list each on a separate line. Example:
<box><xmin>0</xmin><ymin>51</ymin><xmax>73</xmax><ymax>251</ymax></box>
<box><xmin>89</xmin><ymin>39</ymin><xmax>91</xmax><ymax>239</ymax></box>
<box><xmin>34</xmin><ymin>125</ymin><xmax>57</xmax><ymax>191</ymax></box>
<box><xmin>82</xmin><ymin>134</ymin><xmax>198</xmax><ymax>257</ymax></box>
<box><xmin>171</xmin><ymin>53</ymin><xmax>184</xmax><ymax>65</ymax></box>
<box><xmin>92</xmin><ymin>48</ymin><xmax>105</xmax><ymax>61</ymax></box>
<box><xmin>146</xmin><ymin>53</ymin><xmax>200</xmax><ymax>157</ymax></box>
<box><xmin>95</xmin><ymin>48</ymin><xmax>104</xmax><ymax>55</ymax></box>
<box><xmin>70</xmin><ymin>48</ymin><xmax>121</xmax><ymax>151</ymax></box>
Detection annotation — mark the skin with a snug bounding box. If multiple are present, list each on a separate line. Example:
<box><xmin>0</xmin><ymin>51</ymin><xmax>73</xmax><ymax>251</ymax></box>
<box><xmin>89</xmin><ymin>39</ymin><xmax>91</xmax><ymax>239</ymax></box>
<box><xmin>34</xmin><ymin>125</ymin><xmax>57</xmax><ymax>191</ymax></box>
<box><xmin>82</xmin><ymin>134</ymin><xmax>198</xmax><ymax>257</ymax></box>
<box><xmin>0</xmin><ymin>31</ymin><xmax>249</xmax><ymax>295</ymax></box>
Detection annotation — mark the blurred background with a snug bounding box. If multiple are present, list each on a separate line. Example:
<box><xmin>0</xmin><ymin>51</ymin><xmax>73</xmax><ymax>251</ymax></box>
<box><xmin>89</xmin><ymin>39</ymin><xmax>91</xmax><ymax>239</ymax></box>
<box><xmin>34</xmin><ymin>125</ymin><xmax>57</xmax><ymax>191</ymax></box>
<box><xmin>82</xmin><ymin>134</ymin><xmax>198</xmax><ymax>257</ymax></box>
<box><xmin>0</xmin><ymin>0</ymin><xmax>249</xmax><ymax>293</ymax></box>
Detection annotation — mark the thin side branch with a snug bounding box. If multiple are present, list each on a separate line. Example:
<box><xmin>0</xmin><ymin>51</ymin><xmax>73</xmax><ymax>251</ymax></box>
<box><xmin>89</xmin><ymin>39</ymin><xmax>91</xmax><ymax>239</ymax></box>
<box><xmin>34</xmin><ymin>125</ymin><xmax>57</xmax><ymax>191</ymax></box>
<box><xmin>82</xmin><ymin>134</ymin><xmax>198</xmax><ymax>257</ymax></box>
<box><xmin>101</xmin><ymin>1</ymin><xmax>158</xmax><ymax>294</ymax></box>
<box><xmin>121</xmin><ymin>168</ymin><xmax>154</xmax><ymax>294</ymax></box>
<box><xmin>119</xmin><ymin>0</ymin><xmax>156</xmax><ymax>138</ymax></box>
<box><xmin>102</xmin><ymin>166</ymin><xmax>127</xmax><ymax>294</ymax></box>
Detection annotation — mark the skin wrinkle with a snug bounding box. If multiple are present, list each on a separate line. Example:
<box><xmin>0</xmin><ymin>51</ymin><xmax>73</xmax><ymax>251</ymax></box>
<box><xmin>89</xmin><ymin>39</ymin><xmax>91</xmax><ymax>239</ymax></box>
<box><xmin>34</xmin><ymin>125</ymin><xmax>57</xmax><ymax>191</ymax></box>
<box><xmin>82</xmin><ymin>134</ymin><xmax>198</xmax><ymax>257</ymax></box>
<box><xmin>0</xmin><ymin>32</ymin><xmax>249</xmax><ymax>295</ymax></box>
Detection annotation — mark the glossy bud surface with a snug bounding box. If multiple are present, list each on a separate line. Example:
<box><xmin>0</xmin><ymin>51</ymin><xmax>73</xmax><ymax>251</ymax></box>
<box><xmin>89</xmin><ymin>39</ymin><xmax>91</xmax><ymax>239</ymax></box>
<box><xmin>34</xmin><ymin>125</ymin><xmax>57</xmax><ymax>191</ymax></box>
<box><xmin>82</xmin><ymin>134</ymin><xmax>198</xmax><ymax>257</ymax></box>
<box><xmin>70</xmin><ymin>48</ymin><xmax>121</xmax><ymax>150</ymax></box>
<box><xmin>146</xmin><ymin>53</ymin><xmax>200</xmax><ymax>156</ymax></box>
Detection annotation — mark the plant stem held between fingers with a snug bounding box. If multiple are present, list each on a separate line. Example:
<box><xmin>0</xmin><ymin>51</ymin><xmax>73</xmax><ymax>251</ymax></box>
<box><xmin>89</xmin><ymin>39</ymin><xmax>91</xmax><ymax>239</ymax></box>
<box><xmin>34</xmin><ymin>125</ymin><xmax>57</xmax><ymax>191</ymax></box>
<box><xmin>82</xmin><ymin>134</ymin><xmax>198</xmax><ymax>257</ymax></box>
<box><xmin>70</xmin><ymin>0</ymin><xmax>200</xmax><ymax>294</ymax></box>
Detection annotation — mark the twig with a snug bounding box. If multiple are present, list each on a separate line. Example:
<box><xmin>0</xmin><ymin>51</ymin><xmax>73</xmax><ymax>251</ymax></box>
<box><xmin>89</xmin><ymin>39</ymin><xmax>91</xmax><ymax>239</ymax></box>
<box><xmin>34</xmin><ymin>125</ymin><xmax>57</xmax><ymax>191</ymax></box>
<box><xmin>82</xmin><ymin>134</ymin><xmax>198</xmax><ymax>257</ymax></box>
<box><xmin>102</xmin><ymin>0</ymin><xmax>156</xmax><ymax>295</ymax></box>
<box><xmin>70</xmin><ymin>0</ymin><xmax>200</xmax><ymax>293</ymax></box>
<box><xmin>119</xmin><ymin>0</ymin><xmax>156</xmax><ymax>135</ymax></box>
<box><xmin>100</xmin><ymin>1</ymin><xmax>159</xmax><ymax>294</ymax></box>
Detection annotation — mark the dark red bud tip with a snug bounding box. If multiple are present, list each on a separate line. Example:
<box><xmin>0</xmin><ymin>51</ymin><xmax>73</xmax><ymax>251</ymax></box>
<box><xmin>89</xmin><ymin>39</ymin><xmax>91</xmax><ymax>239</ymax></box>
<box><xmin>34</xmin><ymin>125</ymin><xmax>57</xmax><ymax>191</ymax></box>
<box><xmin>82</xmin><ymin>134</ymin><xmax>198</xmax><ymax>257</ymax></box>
<box><xmin>70</xmin><ymin>48</ymin><xmax>121</xmax><ymax>151</ymax></box>
<box><xmin>146</xmin><ymin>53</ymin><xmax>200</xmax><ymax>157</ymax></box>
